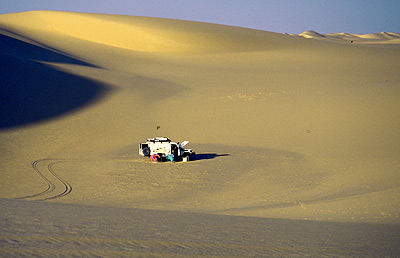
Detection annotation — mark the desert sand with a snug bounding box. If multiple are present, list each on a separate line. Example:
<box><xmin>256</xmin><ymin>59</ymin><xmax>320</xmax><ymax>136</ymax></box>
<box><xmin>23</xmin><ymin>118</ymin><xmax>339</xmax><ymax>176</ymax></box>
<box><xmin>1</xmin><ymin>11</ymin><xmax>399</xmax><ymax>257</ymax></box>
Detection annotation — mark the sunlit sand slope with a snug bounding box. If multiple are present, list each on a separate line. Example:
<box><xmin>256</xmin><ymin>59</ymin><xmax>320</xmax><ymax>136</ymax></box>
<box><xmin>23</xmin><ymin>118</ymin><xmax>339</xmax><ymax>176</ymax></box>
<box><xmin>0</xmin><ymin>10</ymin><xmax>295</xmax><ymax>53</ymax></box>
<box><xmin>1</xmin><ymin>11</ymin><xmax>400</xmax><ymax>226</ymax></box>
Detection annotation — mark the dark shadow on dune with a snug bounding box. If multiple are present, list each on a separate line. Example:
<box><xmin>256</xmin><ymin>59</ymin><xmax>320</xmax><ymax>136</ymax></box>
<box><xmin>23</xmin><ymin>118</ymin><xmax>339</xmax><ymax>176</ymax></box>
<box><xmin>0</xmin><ymin>34</ymin><xmax>107</xmax><ymax>129</ymax></box>
<box><xmin>0</xmin><ymin>32</ymin><xmax>97</xmax><ymax>67</ymax></box>
<box><xmin>191</xmin><ymin>153</ymin><xmax>230</xmax><ymax>161</ymax></box>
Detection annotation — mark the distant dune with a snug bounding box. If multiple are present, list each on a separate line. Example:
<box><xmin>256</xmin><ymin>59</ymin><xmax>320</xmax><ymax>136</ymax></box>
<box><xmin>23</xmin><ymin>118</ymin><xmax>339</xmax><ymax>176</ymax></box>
<box><xmin>1</xmin><ymin>11</ymin><xmax>400</xmax><ymax>257</ymax></box>
<box><xmin>299</xmin><ymin>30</ymin><xmax>400</xmax><ymax>40</ymax></box>
<box><xmin>298</xmin><ymin>30</ymin><xmax>400</xmax><ymax>47</ymax></box>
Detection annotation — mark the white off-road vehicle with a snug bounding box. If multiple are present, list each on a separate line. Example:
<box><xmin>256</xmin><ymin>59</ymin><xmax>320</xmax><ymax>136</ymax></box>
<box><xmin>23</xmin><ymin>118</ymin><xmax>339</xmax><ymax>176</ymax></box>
<box><xmin>139</xmin><ymin>137</ymin><xmax>195</xmax><ymax>161</ymax></box>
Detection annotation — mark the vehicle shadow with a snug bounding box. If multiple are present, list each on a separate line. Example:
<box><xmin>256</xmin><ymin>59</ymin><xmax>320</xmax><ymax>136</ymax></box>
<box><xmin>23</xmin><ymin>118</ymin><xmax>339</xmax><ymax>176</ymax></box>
<box><xmin>191</xmin><ymin>153</ymin><xmax>230</xmax><ymax>161</ymax></box>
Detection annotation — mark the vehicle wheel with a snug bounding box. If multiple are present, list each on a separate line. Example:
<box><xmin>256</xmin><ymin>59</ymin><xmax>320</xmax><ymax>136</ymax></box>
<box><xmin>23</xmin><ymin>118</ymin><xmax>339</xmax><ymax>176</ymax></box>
<box><xmin>142</xmin><ymin>147</ymin><xmax>150</xmax><ymax>156</ymax></box>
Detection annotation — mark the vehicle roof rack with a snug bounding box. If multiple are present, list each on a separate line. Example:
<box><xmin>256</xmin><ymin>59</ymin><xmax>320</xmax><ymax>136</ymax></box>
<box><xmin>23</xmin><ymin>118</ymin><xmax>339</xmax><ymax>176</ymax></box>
<box><xmin>147</xmin><ymin>137</ymin><xmax>171</xmax><ymax>142</ymax></box>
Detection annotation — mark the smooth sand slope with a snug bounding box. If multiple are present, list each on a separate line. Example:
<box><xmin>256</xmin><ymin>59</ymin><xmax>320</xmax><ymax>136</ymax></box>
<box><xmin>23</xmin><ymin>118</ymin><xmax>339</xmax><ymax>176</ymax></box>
<box><xmin>1</xmin><ymin>11</ymin><xmax>400</xmax><ymax>257</ymax></box>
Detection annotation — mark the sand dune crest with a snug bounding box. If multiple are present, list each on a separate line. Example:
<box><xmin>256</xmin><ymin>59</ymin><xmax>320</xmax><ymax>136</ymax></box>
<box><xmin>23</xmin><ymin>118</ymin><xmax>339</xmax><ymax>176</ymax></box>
<box><xmin>299</xmin><ymin>30</ymin><xmax>326</xmax><ymax>38</ymax></box>
<box><xmin>299</xmin><ymin>30</ymin><xmax>400</xmax><ymax>46</ymax></box>
<box><xmin>0</xmin><ymin>11</ymin><xmax>300</xmax><ymax>53</ymax></box>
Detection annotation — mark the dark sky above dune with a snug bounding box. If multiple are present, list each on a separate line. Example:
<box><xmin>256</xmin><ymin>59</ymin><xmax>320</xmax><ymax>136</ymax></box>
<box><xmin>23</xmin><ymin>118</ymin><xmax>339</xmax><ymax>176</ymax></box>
<box><xmin>1</xmin><ymin>0</ymin><xmax>399</xmax><ymax>34</ymax></box>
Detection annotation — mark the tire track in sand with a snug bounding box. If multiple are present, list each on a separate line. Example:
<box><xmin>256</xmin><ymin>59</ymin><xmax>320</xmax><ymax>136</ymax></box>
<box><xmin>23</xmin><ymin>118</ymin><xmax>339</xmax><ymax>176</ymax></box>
<box><xmin>17</xmin><ymin>159</ymin><xmax>72</xmax><ymax>201</ymax></box>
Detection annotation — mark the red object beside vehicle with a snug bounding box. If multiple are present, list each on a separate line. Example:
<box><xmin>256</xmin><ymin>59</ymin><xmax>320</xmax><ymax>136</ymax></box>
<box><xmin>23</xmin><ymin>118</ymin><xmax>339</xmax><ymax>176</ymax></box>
<box><xmin>150</xmin><ymin>154</ymin><xmax>160</xmax><ymax>162</ymax></box>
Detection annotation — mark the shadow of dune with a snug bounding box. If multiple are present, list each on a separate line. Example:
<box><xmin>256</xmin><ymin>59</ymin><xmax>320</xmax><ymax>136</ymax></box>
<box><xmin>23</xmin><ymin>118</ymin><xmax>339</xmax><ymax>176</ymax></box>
<box><xmin>0</xmin><ymin>32</ymin><xmax>97</xmax><ymax>67</ymax></box>
<box><xmin>191</xmin><ymin>153</ymin><xmax>230</xmax><ymax>161</ymax></box>
<box><xmin>0</xmin><ymin>34</ymin><xmax>107</xmax><ymax>129</ymax></box>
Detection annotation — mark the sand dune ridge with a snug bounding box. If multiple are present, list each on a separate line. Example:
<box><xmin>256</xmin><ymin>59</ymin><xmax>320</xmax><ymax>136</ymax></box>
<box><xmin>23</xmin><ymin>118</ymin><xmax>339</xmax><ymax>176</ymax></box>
<box><xmin>299</xmin><ymin>30</ymin><xmax>400</xmax><ymax>47</ymax></box>
<box><xmin>0</xmin><ymin>11</ymin><xmax>302</xmax><ymax>53</ymax></box>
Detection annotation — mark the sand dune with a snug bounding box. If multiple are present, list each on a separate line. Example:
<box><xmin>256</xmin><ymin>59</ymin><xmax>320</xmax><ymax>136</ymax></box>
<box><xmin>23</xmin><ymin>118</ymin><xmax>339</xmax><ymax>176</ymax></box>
<box><xmin>1</xmin><ymin>11</ymin><xmax>400</xmax><ymax>257</ymax></box>
<box><xmin>298</xmin><ymin>30</ymin><xmax>327</xmax><ymax>38</ymax></box>
<box><xmin>299</xmin><ymin>30</ymin><xmax>400</xmax><ymax>41</ymax></box>
<box><xmin>0</xmin><ymin>10</ymin><xmax>300</xmax><ymax>54</ymax></box>
<box><xmin>299</xmin><ymin>30</ymin><xmax>400</xmax><ymax>48</ymax></box>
